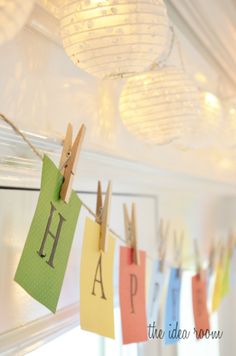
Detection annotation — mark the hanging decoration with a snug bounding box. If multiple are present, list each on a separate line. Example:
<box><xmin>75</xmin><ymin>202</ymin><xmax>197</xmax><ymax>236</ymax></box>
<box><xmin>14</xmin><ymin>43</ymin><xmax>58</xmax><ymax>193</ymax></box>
<box><xmin>119</xmin><ymin>204</ymin><xmax>147</xmax><ymax>344</ymax></box>
<box><xmin>148</xmin><ymin>222</ymin><xmax>168</xmax><ymax>324</ymax></box>
<box><xmin>1</xmin><ymin>113</ymin><xmax>236</xmax><ymax>344</ymax></box>
<box><xmin>0</xmin><ymin>0</ymin><xmax>35</xmax><ymax>46</ymax></box>
<box><xmin>14</xmin><ymin>155</ymin><xmax>82</xmax><ymax>313</ymax></box>
<box><xmin>80</xmin><ymin>217</ymin><xmax>116</xmax><ymax>338</ymax></box>
<box><xmin>192</xmin><ymin>273</ymin><xmax>210</xmax><ymax>339</ymax></box>
<box><xmin>59</xmin><ymin>0</ymin><xmax>169</xmax><ymax>79</ymax></box>
<box><xmin>119</xmin><ymin>66</ymin><xmax>200</xmax><ymax>145</ymax></box>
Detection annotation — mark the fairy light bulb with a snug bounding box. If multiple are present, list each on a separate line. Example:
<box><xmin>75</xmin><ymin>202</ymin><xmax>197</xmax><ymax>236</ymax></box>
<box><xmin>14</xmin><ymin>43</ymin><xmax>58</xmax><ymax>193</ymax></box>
<box><xmin>181</xmin><ymin>91</ymin><xmax>223</xmax><ymax>148</ymax></box>
<box><xmin>0</xmin><ymin>0</ymin><xmax>35</xmax><ymax>46</ymax></box>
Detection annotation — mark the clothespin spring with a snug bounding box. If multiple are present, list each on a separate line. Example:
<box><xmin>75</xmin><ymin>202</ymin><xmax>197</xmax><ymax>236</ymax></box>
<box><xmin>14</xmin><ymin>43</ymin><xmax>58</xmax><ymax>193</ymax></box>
<box><xmin>59</xmin><ymin>151</ymin><xmax>71</xmax><ymax>172</ymax></box>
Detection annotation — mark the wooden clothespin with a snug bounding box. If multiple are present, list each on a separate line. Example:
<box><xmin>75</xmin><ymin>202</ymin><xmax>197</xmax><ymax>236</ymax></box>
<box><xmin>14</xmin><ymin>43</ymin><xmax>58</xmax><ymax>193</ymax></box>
<box><xmin>194</xmin><ymin>239</ymin><xmax>203</xmax><ymax>279</ymax></box>
<box><xmin>96</xmin><ymin>181</ymin><xmax>112</xmax><ymax>253</ymax></box>
<box><xmin>174</xmin><ymin>230</ymin><xmax>184</xmax><ymax>273</ymax></box>
<box><xmin>60</xmin><ymin>123</ymin><xmax>86</xmax><ymax>203</ymax></box>
<box><xmin>228</xmin><ymin>232</ymin><xmax>235</xmax><ymax>258</ymax></box>
<box><xmin>123</xmin><ymin>203</ymin><xmax>139</xmax><ymax>265</ymax></box>
<box><xmin>208</xmin><ymin>240</ymin><xmax>216</xmax><ymax>274</ymax></box>
<box><xmin>219</xmin><ymin>242</ymin><xmax>226</xmax><ymax>267</ymax></box>
<box><xmin>158</xmin><ymin>218</ymin><xmax>170</xmax><ymax>271</ymax></box>
<box><xmin>211</xmin><ymin>240</ymin><xmax>222</xmax><ymax>270</ymax></box>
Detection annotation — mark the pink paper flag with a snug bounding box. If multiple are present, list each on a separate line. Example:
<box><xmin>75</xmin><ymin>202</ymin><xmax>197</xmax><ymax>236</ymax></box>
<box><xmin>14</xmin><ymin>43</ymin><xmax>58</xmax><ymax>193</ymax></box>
<box><xmin>119</xmin><ymin>246</ymin><xmax>148</xmax><ymax>344</ymax></box>
<box><xmin>192</xmin><ymin>273</ymin><xmax>210</xmax><ymax>339</ymax></box>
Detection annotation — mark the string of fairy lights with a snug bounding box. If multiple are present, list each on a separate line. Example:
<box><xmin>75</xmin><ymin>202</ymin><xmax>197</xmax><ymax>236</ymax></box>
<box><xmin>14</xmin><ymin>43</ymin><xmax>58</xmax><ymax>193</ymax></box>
<box><xmin>1</xmin><ymin>1</ymin><xmax>236</xmax><ymax>150</ymax></box>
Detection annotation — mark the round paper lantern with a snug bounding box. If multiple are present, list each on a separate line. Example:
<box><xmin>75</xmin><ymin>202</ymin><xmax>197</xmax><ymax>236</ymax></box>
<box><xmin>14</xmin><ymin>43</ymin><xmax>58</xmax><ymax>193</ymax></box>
<box><xmin>0</xmin><ymin>0</ymin><xmax>35</xmax><ymax>46</ymax></box>
<box><xmin>181</xmin><ymin>91</ymin><xmax>223</xmax><ymax>148</ymax></box>
<box><xmin>59</xmin><ymin>0</ymin><xmax>169</xmax><ymax>79</ymax></box>
<box><xmin>119</xmin><ymin>67</ymin><xmax>200</xmax><ymax>145</ymax></box>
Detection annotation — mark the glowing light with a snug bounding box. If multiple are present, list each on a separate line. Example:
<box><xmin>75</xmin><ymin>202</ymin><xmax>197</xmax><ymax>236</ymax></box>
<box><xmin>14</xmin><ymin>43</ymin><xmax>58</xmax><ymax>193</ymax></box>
<box><xmin>181</xmin><ymin>91</ymin><xmax>223</xmax><ymax>148</ymax></box>
<box><xmin>219</xmin><ymin>157</ymin><xmax>234</xmax><ymax>170</ymax></box>
<box><xmin>204</xmin><ymin>92</ymin><xmax>221</xmax><ymax>112</ymax></box>
<box><xmin>0</xmin><ymin>0</ymin><xmax>35</xmax><ymax>46</ymax></box>
<box><xmin>59</xmin><ymin>0</ymin><xmax>169</xmax><ymax>78</ymax></box>
<box><xmin>194</xmin><ymin>72</ymin><xmax>207</xmax><ymax>84</ymax></box>
<box><xmin>119</xmin><ymin>67</ymin><xmax>200</xmax><ymax>145</ymax></box>
<box><xmin>229</xmin><ymin>108</ymin><xmax>236</xmax><ymax>115</ymax></box>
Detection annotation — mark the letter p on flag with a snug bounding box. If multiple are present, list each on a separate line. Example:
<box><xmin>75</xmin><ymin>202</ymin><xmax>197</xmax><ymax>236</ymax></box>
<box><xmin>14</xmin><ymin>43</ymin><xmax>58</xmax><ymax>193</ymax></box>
<box><xmin>119</xmin><ymin>246</ymin><xmax>148</xmax><ymax>344</ymax></box>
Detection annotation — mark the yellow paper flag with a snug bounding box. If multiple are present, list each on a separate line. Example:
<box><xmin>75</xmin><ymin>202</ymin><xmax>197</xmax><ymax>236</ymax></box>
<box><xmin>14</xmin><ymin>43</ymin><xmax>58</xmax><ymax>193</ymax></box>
<box><xmin>221</xmin><ymin>253</ymin><xmax>230</xmax><ymax>299</ymax></box>
<box><xmin>212</xmin><ymin>264</ymin><xmax>223</xmax><ymax>312</ymax></box>
<box><xmin>80</xmin><ymin>217</ymin><xmax>115</xmax><ymax>338</ymax></box>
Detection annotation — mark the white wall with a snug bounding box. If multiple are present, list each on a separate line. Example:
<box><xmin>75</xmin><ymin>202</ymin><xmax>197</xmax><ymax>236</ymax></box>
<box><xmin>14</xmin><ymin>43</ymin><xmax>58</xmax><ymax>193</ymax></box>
<box><xmin>0</xmin><ymin>4</ymin><xmax>236</xmax><ymax>356</ymax></box>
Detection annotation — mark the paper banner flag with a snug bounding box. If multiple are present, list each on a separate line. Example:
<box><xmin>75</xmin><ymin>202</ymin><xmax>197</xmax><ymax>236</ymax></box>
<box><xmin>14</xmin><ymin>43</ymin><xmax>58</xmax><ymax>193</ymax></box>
<box><xmin>212</xmin><ymin>264</ymin><xmax>223</xmax><ymax>312</ymax></box>
<box><xmin>164</xmin><ymin>268</ymin><xmax>181</xmax><ymax>345</ymax></box>
<box><xmin>207</xmin><ymin>265</ymin><xmax>214</xmax><ymax>296</ymax></box>
<box><xmin>119</xmin><ymin>246</ymin><xmax>147</xmax><ymax>344</ymax></box>
<box><xmin>192</xmin><ymin>273</ymin><xmax>210</xmax><ymax>339</ymax></box>
<box><xmin>80</xmin><ymin>217</ymin><xmax>116</xmax><ymax>339</ymax></box>
<box><xmin>207</xmin><ymin>270</ymin><xmax>216</xmax><ymax>312</ymax></box>
<box><xmin>230</xmin><ymin>248</ymin><xmax>236</xmax><ymax>286</ymax></box>
<box><xmin>221</xmin><ymin>252</ymin><xmax>230</xmax><ymax>299</ymax></box>
<box><xmin>147</xmin><ymin>259</ymin><xmax>164</xmax><ymax>325</ymax></box>
<box><xmin>15</xmin><ymin>155</ymin><xmax>81</xmax><ymax>312</ymax></box>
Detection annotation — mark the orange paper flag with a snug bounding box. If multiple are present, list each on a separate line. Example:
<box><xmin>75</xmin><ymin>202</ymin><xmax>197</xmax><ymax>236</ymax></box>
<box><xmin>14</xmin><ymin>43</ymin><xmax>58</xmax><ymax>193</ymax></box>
<box><xmin>119</xmin><ymin>246</ymin><xmax>148</xmax><ymax>344</ymax></box>
<box><xmin>192</xmin><ymin>273</ymin><xmax>210</xmax><ymax>339</ymax></box>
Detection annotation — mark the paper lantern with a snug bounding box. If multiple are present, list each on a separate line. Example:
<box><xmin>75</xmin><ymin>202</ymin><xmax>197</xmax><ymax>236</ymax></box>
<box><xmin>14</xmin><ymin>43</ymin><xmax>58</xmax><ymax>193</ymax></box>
<box><xmin>181</xmin><ymin>91</ymin><xmax>223</xmax><ymax>148</ymax></box>
<box><xmin>0</xmin><ymin>0</ymin><xmax>35</xmax><ymax>46</ymax></box>
<box><xmin>59</xmin><ymin>0</ymin><xmax>169</xmax><ymax>79</ymax></box>
<box><xmin>119</xmin><ymin>67</ymin><xmax>200</xmax><ymax>145</ymax></box>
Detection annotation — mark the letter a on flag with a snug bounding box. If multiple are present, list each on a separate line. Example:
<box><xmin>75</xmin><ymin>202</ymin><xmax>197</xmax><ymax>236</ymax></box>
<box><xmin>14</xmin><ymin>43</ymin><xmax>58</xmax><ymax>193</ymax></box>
<box><xmin>80</xmin><ymin>217</ymin><xmax>116</xmax><ymax>338</ymax></box>
<box><xmin>15</xmin><ymin>155</ymin><xmax>81</xmax><ymax>312</ymax></box>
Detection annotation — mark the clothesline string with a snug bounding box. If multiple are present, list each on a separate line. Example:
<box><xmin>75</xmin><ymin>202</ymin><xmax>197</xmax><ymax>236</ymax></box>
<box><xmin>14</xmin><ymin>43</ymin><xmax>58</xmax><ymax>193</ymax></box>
<box><xmin>0</xmin><ymin>112</ymin><xmax>229</xmax><ymax>271</ymax></box>
<box><xmin>0</xmin><ymin>113</ymin><xmax>127</xmax><ymax>245</ymax></box>
<box><xmin>0</xmin><ymin>112</ymin><xmax>44</xmax><ymax>160</ymax></box>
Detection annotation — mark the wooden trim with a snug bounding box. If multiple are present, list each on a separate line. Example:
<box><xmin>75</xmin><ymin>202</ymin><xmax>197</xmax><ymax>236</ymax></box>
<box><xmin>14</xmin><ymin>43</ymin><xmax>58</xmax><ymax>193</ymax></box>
<box><xmin>1</xmin><ymin>122</ymin><xmax>236</xmax><ymax>193</ymax></box>
<box><xmin>0</xmin><ymin>304</ymin><xmax>80</xmax><ymax>355</ymax></box>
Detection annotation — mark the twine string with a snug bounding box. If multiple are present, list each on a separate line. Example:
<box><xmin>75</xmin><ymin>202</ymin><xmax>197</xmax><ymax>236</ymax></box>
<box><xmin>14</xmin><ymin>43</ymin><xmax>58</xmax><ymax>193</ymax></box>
<box><xmin>0</xmin><ymin>112</ymin><xmax>224</xmax><ymax>269</ymax></box>
<box><xmin>0</xmin><ymin>113</ymin><xmax>43</xmax><ymax>160</ymax></box>
<box><xmin>0</xmin><ymin>113</ymin><xmax>126</xmax><ymax>244</ymax></box>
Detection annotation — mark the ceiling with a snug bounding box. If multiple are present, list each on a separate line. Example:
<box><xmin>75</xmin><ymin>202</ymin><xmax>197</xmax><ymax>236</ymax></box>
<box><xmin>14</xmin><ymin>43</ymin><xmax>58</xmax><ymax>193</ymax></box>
<box><xmin>166</xmin><ymin>0</ymin><xmax>236</xmax><ymax>93</ymax></box>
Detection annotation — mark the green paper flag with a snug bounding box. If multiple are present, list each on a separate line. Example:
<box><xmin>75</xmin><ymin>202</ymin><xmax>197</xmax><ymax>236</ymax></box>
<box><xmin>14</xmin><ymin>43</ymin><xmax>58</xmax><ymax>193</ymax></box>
<box><xmin>15</xmin><ymin>155</ymin><xmax>81</xmax><ymax>313</ymax></box>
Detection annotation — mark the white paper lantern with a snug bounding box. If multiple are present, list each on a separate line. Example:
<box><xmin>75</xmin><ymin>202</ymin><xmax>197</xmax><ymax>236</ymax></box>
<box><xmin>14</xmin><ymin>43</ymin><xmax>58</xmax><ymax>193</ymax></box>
<box><xmin>0</xmin><ymin>0</ymin><xmax>35</xmax><ymax>46</ymax></box>
<box><xmin>59</xmin><ymin>0</ymin><xmax>169</xmax><ymax>79</ymax></box>
<box><xmin>119</xmin><ymin>67</ymin><xmax>200</xmax><ymax>145</ymax></box>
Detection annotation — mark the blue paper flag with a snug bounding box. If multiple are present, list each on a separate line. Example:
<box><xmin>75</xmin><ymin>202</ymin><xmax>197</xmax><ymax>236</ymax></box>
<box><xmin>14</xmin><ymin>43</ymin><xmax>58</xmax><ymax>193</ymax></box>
<box><xmin>164</xmin><ymin>268</ymin><xmax>181</xmax><ymax>345</ymax></box>
<box><xmin>230</xmin><ymin>247</ymin><xmax>236</xmax><ymax>287</ymax></box>
<box><xmin>147</xmin><ymin>260</ymin><xmax>164</xmax><ymax>325</ymax></box>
